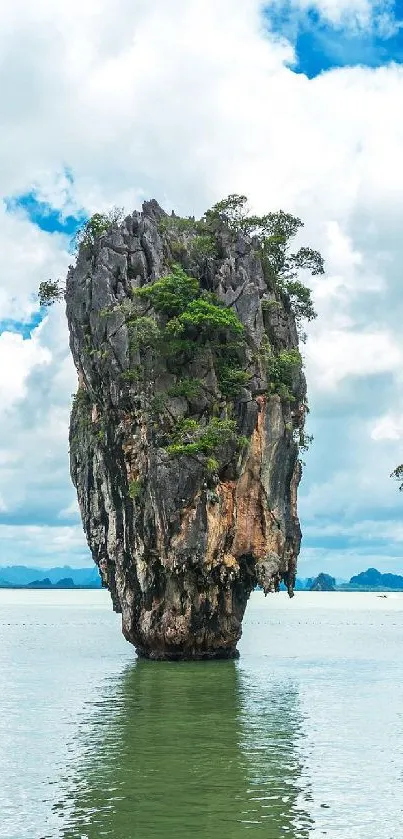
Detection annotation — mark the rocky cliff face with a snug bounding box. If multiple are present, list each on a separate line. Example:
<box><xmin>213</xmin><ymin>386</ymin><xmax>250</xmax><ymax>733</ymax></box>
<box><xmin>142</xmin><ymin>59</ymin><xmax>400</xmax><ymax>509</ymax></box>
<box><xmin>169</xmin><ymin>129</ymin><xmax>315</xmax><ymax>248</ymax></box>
<box><xmin>66</xmin><ymin>200</ymin><xmax>307</xmax><ymax>659</ymax></box>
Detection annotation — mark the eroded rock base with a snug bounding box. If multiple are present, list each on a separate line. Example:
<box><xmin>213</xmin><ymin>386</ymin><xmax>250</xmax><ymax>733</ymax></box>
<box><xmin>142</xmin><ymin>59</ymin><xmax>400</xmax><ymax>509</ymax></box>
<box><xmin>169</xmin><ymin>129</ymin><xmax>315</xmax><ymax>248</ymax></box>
<box><xmin>135</xmin><ymin>647</ymin><xmax>240</xmax><ymax>661</ymax></box>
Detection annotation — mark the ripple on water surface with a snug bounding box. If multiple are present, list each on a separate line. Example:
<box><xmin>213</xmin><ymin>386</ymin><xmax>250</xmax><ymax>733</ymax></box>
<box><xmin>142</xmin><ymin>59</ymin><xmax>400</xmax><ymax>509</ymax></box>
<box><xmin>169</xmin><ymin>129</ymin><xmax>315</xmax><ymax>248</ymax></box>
<box><xmin>0</xmin><ymin>590</ymin><xmax>403</xmax><ymax>838</ymax></box>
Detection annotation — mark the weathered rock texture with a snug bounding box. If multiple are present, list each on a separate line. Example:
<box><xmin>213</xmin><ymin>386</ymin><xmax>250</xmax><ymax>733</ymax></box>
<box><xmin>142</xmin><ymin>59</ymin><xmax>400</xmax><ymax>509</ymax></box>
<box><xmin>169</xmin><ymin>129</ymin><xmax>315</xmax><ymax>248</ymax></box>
<box><xmin>66</xmin><ymin>200</ymin><xmax>307</xmax><ymax>659</ymax></box>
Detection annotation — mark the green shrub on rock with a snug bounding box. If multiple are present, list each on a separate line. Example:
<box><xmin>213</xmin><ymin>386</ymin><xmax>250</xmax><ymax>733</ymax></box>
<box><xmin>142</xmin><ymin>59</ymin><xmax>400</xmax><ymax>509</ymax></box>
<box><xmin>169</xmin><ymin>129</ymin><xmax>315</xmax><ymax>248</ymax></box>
<box><xmin>128</xmin><ymin>479</ymin><xmax>143</xmax><ymax>500</ymax></box>
<box><xmin>134</xmin><ymin>265</ymin><xmax>199</xmax><ymax>316</ymax></box>
<box><xmin>166</xmin><ymin>417</ymin><xmax>245</xmax><ymax>459</ymax></box>
<box><xmin>74</xmin><ymin>208</ymin><xmax>124</xmax><ymax>252</ymax></box>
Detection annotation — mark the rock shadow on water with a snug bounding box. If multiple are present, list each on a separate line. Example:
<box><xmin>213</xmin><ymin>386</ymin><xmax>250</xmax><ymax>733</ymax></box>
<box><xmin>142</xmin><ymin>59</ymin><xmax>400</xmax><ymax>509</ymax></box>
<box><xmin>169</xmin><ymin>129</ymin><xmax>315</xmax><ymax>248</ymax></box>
<box><xmin>56</xmin><ymin>660</ymin><xmax>313</xmax><ymax>839</ymax></box>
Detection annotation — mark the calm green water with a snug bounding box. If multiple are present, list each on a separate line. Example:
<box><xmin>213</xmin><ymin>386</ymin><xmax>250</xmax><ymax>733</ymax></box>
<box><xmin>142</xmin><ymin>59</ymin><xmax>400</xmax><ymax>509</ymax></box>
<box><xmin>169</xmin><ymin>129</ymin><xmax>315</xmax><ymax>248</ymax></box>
<box><xmin>1</xmin><ymin>590</ymin><xmax>403</xmax><ymax>838</ymax></box>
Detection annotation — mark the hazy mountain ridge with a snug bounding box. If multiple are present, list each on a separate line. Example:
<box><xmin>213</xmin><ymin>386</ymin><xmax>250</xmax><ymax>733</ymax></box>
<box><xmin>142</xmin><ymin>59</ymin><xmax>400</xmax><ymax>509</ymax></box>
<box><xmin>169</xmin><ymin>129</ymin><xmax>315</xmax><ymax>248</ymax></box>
<box><xmin>0</xmin><ymin>566</ymin><xmax>102</xmax><ymax>588</ymax></box>
<box><xmin>1</xmin><ymin>565</ymin><xmax>401</xmax><ymax>591</ymax></box>
<box><xmin>283</xmin><ymin>568</ymin><xmax>403</xmax><ymax>592</ymax></box>
<box><xmin>337</xmin><ymin>567</ymin><xmax>403</xmax><ymax>591</ymax></box>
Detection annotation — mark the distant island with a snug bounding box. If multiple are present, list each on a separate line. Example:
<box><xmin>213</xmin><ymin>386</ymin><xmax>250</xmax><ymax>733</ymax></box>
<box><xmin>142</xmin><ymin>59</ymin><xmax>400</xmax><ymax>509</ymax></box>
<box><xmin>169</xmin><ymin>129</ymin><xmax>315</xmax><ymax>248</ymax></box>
<box><xmin>0</xmin><ymin>566</ymin><xmax>102</xmax><ymax>589</ymax></box>
<box><xmin>1</xmin><ymin>565</ymin><xmax>402</xmax><ymax>593</ymax></box>
<box><xmin>290</xmin><ymin>567</ymin><xmax>403</xmax><ymax>593</ymax></box>
<box><xmin>309</xmin><ymin>573</ymin><xmax>336</xmax><ymax>592</ymax></box>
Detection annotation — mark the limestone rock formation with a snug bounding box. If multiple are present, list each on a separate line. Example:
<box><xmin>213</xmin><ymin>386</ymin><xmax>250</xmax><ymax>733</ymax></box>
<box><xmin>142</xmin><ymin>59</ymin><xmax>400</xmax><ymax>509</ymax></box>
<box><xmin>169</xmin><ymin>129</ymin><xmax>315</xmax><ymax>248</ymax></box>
<box><xmin>66</xmin><ymin>199</ymin><xmax>310</xmax><ymax>659</ymax></box>
<box><xmin>309</xmin><ymin>573</ymin><xmax>336</xmax><ymax>592</ymax></box>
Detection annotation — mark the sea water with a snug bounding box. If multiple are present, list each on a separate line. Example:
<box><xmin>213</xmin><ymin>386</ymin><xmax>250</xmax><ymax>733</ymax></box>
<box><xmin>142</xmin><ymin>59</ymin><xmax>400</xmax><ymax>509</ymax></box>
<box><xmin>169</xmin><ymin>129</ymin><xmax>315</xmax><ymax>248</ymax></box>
<box><xmin>0</xmin><ymin>589</ymin><xmax>402</xmax><ymax>838</ymax></box>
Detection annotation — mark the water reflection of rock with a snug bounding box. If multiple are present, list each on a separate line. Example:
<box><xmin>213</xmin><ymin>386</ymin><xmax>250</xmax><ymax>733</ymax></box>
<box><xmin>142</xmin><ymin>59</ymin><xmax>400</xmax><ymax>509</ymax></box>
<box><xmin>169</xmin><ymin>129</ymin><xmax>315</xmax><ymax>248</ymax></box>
<box><xmin>58</xmin><ymin>661</ymin><xmax>312</xmax><ymax>838</ymax></box>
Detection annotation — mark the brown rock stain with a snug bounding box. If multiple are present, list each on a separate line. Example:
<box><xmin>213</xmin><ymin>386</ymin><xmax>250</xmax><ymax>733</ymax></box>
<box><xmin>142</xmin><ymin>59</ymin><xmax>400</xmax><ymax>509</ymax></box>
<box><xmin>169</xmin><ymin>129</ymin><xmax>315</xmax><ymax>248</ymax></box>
<box><xmin>231</xmin><ymin>395</ymin><xmax>270</xmax><ymax>562</ymax></box>
<box><xmin>204</xmin><ymin>396</ymin><xmax>283</xmax><ymax>585</ymax></box>
<box><xmin>205</xmin><ymin>481</ymin><xmax>237</xmax><ymax>570</ymax></box>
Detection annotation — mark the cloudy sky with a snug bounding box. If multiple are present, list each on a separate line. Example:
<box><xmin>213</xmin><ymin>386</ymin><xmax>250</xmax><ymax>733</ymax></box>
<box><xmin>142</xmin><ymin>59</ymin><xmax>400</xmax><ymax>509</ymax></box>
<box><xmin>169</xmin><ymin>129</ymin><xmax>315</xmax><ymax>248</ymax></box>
<box><xmin>1</xmin><ymin>0</ymin><xmax>403</xmax><ymax>578</ymax></box>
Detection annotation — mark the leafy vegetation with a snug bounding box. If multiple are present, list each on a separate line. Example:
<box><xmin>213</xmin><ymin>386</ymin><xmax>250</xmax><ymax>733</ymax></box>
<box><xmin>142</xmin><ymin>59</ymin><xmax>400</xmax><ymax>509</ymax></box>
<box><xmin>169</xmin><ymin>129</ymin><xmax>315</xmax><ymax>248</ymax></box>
<box><xmin>42</xmin><ymin>194</ymin><xmax>322</xmax><ymax>466</ymax></box>
<box><xmin>167</xmin><ymin>298</ymin><xmax>244</xmax><ymax>339</ymax></box>
<box><xmin>120</xmin><ymin>369</ymin><xmax>140</xmax><ymax>383</ymax></box>
<box><xmin>166</xmin><ymin>417</ymin><xmax>247</xmax><ymax>458</ymax></box>
<box><xmin>129</xmin><ymin>266</ymin><xmax>247</xmax><ymax>393</ymax></box>
<box><xmin>261</xmin><ymin>298</ymin><xmax>281</xmax><ymax>313</ymax></box>
<box><xmin>73</xmin><ymin>208</ymin><xmax>124</xmax><ymax>252</ymax></box>
<box><xmin>39</xmin><ymin>196</ymin><xmax>321</xmax><ymax>336</ymax></box>
<box><xmin>391</xmin><ymin>464</ymin><xmax>403</xmax><ymax>491</ymax></box>
<box><xmin>203</xmin><ymin>194</ymin><xmax>251</xmax><ymax>233</ymax></box>
<box><xmin>134</xmin><ymin>265</ymin><xmax>199</xmax><ymax>316</ymax></box>
<box><xmin>206</xmin><ymin>457</ymin><xmax>219</xmax><ymax>475</ymax></box>
<box><xmin>158</xmin><ymin>215</ymin><xmax>201</xmax><ymax>235</ymax></box>
<box><xmin>281</xmin><ymin>278</ymin><xmax>316</xmax><ymax>324</ymax></box>
<box><xmin>215</xmin><ymin>363</ymin><xmax>250</xmax><ymax>397</ymax></box>
<box><xmin>70</xmin><ymin>386</ymin><xmax>92</xmax><ymax>437</ymax></box>
<box><xmin>168</xmin><ymin>378</ymin><xmax>202</xmax><ymax>399</ymax></box>
<box><xmin>295</xmin><ymin>429</ymin><xmax>314</xmax><ymax>452</ymax></box>
<box><xmin>129</xmin><ymin>316</ymin><xmax>161</xmax><ymax>352</ymax></box>
<box><xmin>128</xmin><ymin>478</ymin><xmax>143</xmax><ymax>500</ymax></box>
<box><xmin>38</xmin><ymin>208</ymin><xmax>124</xmax><ymax>306</ymax></box>
<box><xmin>38</xmin><ymin>279</ymin><xmax>65</xmax><ymax>307</ymax></box>
<box><xmin>261</xmin><ymin>338</ymin><xmax>302</xmax><ymax>401</ymax></box>
<box><xmin>202</xmin><ymin>195</ymin><xmax>322</xmax><ymax>326</ymax></box>
<box><xmin>190</xmin><ymin>234</ymin><xmax>217</xmax><ymax>259</ymax></box>
<box><xmin>71</xmin><ymin>386</ymin><xmax>90</xmax><ymax>410</ymax></box>
<box><xmin>117</xmin><ymin>265</ymin><xmax>252</xmax><ymax>465</ymax></box>
<box><xmin>158</xmin><ymin>217</ymin><xmax>216</xmax><ymax>259</ymax></box>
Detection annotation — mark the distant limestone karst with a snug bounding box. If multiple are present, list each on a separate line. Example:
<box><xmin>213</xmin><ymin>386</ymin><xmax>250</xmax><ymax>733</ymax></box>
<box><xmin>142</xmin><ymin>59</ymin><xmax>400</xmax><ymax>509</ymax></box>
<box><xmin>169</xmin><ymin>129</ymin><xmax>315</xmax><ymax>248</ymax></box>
<box><xmin>27</xmin><ymin>577</ymin><xmax>53</xmax><ymax>588</ymax></box>
<box><xmin>0</xmin><ymin>566</ymin><xmax>102</xmax><ymax>589</ymax></box>
<box><xmin>26</xmin><ymin>577</ymin><xmax>75</xmax><ymax>588</ymax></box>
<box><xmin>305</xmin><ymin>567</ymin><xmax>403</xmax><ymax>592</ymax></box>
<box><xmin>309</xmin><ymin>573</ymin><xmax>336</xmax><ymax>592</ymax></box>
<box><xmin>349</xmin><ymin>567</ymin><xmax>403</xmax><ymax>589</ymax></box>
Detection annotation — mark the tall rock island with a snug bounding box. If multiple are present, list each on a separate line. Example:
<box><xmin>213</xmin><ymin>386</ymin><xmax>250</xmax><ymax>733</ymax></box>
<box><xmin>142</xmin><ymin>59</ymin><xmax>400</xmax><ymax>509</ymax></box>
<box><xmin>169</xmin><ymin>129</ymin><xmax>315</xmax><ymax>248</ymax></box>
<box><xmin>64</xmin><ymin>196</ymin><xmax>320</xmax><ymax>659</ymax></box>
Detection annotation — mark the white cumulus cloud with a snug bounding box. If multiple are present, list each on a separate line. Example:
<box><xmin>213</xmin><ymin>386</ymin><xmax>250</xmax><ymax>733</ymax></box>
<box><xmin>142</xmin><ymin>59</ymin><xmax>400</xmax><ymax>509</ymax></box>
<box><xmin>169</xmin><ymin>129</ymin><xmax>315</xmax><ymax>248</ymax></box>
<box><xmin>0</xmin><ymin>0</ymin><xmax>402</xmax><ymax>572</ymax></box>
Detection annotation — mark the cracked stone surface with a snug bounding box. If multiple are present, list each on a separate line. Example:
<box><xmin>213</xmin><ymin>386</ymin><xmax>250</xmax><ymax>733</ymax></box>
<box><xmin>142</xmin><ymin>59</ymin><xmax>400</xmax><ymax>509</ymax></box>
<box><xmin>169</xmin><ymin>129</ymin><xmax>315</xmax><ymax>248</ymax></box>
<box><xmin>66</xmin><ymin>200</ymin><xmax>307</xmax><ymax>660</ymax></box>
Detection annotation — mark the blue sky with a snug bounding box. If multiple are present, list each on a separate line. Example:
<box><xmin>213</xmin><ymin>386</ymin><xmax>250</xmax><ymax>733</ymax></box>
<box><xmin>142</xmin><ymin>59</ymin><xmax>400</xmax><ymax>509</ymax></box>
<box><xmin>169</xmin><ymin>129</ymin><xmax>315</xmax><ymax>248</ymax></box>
<box><xmin>0</xmin><ymin>0</ymin><xmax>403</xmax><ymax>578</ymax></box>
<box><xmin>266</xmin><ymin>1</ymin><xmax>403</xmax><ymax>77</ymax></box>
<box><xmin>5</xmin><ymin>177</ymin><xmax>86</xmax><ymax>238</ymax></box>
